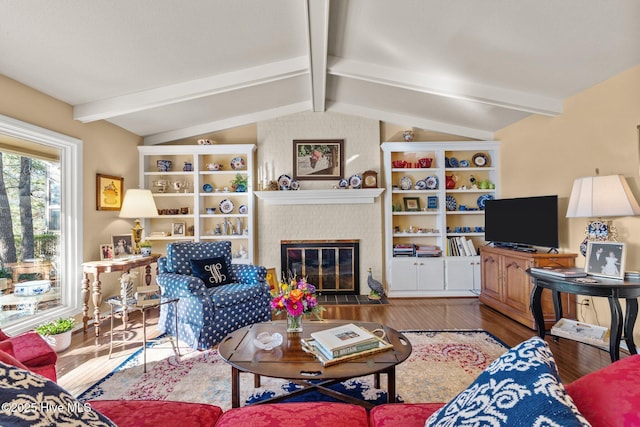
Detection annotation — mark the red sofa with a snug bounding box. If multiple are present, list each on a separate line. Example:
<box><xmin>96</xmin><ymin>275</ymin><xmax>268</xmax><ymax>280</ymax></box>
<box><xmin>0</xmin><ymin>327</ymin><xmax>57</xmax><ymax>381</ymax></box>
<box><xmin>89</xmin><ymin>353</ymin><xmax>640</xmax><ymax>427</ymax></box>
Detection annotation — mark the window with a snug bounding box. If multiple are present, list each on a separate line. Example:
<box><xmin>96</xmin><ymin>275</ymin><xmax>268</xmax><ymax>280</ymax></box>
<box><xmin>0</xmin><ymin>114</ymin><xmax>82</xmax><ymax>334</ymax></box>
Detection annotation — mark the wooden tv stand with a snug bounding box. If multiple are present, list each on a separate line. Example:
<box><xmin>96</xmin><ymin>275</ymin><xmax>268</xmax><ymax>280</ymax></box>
<box><xmin>479</xmin><ymin>246</ymin><xmax>577</xmax><ymax>330</ymax></box>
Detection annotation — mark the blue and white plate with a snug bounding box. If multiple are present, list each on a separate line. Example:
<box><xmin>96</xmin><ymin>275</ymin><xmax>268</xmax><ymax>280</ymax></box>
<box><xmin>414</xmin><ymin>179</ymin><xmax>427</xmax><ymax>190</ymax></box>
<box><xmin>238</xmin><ymin>204</ymin><xmax>247</xmax><ymax>214</ymax></box>
<box><xmin>399</xmin><ymin>176</ymin><xmax>412</xmax><ymax>190</ymax></box>
<box><xmin>459</xmin><ymin>159</ymin><xmax>470</xmax><ymax>168</ymax></box>
<box><xmin>219</xmin><ymin>198</ymin><xmax>234</xmax><ymax>214</ymax></box>
<box><xmin>448</xmin><ymin>157</ymin><xmax>459</xmax><ymax>168</ymax></box>
<box><xmin>477</xmin><ymin>194</ymin><xmax>494</xmax><ymax>210</ymax></box>
<box><xmin>203</xmin><ymin>183</ymin><xmax>213</xmax><ymax>193</ymax></box>
<box><xmin>278</xmin><ymin>174</ymin><xmax>292</xmax><ymax>190</ymax></box>
<box><xmin>425</xmin><ymin>176</ymin><xmax>438</xmax><ymax>189</ymax></box>
<box><xmin>446</xmin><ymin>195</ymin><xmax>457</xmax><ymax>211</ymax></box>
<box><xmin>349</xmin><ymin>174</ymin><xmax>362</xmax><ymax>189</ymax></box>
<box><xmin>290</xmin><ymin>179</ymin><xmax>300</xmax><ymax>190</ymax></box>
<box><xmin>230</xmin><ymin>157</ymin><xmax>246</xmax><ymax>170</ymax></box>
<box><xmin>338</xmin><ymin>178</ymin><xmax>349</xmax><ymax>189</ymax></box>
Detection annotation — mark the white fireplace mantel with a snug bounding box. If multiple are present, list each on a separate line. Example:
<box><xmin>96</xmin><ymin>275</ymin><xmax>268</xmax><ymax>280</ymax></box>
<box><xmin>254</xmin><ymin>188</ymin><xmax>384</xmax><ymax>205</ymax></box>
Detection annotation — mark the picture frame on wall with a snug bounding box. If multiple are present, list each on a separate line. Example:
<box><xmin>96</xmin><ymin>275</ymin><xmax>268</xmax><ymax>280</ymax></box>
<box><xmin>100</xmin><ymin>244</ymin><xmax>114</xmax><ymax>261</ymax></box>
<box><xmin>293</xmin><ymin>139</ymin><xmax>344</xmax><ymax>180</ymax></box>
<box><xmin>96</xmin><ymin>173</ymin><xmax>124</xmax><ymax>211</ymax></box>
<box><xmin>403</xmin><ymin>197</ymin><xmax>421</xmax><ymax>212</ymax></box>
<box><xmin>111</xmin><ymin>234</ymin><xmax>133</xmax><ymax>258</ymax></box>
<box><xmin>585</xmin><ymin>241</ymin><xmax>626</xmax><ymax>280</ymax></box>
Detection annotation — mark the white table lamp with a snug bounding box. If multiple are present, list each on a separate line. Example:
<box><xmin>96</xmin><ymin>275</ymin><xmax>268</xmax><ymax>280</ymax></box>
<box><xmin>119</xmin><ymin>189</ymin><xmax>158</xmax><ymax>254</ymax></box>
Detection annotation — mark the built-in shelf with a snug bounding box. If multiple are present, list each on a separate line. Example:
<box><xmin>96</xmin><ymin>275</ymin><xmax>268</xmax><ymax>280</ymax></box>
<box><xmin>254</xmin><ymin>188</ymin><xmax>384</xmax><ymax>205</ymax></box>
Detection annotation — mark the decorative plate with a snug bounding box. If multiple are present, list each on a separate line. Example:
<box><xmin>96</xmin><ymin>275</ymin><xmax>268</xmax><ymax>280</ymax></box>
<box><xmin>414</xmin><ymin>179</ymin><xmax>427</xmax><ymax>190</ymax></box>
<box><xmin>477</xmin><ymin>194</ymin><xmax>494</xmax><ymax>210</ymax></box>
<box><xmin>349</xmin><ymin>174</ymin><xmax>362</xmax><ymax>189</ymax></box>
<box><xmin>448</xmin><ymin>157</ymin><xmax>459</xmax><ymax>168</ymax></box>
<box><xmin>472</xmin><ymin>153</ymin><xmax>489</xmax><ymax>167</ymax></box>
<box><xmin>587</xmin><ymin>220</ymin><xmax>609</xmax><ymax>238</ymax></box>
<box><xmin>399</xmin><ymin>176</ymin><xmax>412</xmax><ymax>190</ymax></box>
<box><xmin>290</xmin><ymin>179</ymin><xmax>300</xmax><ymax>190</ymax></box>
<box><xmin>338</xmin><ymin>178</ymin><xmax>349</xmax><ymax>189</ymax></box>
<box><xmin>202</xmin><ymin>183</ymin><xmax>213</xmax><ymax>193</ymax></box>
<box><xmin>278</xmin><ymin>174</ymin><xmax>292</xmax><ymax>190</ymax></box>
<box><xmin>219</xmin><ymin>198</ymin><xmax>234</xmax><ymax>214</ymax></box>
<box><xmin>459</xmin><ymin>159</ymin><xmax>470</xmax><ymax>168</ymax></box>
<box><xmin>425</xmin><ymin>176</ymin><xmax>439</xmax><ymax>189</ymax></box>
<box><xmin>230</xmin><ymin>157</ymin><xmax>246</xmax><ymax>170</ymax></box>
<box><xmin>238</xmin><ymin>204</ymin><xmax>247</xmax><ymax>214</ymax></box>
<box><xmin>446</xmin><ymin>195</ymin><xmax>457</xmax><ymax>211</ymax></box>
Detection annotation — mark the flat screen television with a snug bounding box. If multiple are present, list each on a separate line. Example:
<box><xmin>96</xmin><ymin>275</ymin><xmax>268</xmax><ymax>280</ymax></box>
<box><xmin>484</xmin><ymin>195</ymin><xmax>559</xmax><ymax>251</ymax></box>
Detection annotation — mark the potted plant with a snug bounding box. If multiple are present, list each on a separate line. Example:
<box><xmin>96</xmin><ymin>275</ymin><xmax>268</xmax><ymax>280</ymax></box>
<box><xmin>0</xmin><ymin>266</ymin><xmax>12</xmax><ymax>294</ymax></box>
<box><xmin>35</xmin><ymin>317</ymin><xmax>75</xmax><ymax>353</ymax></box>
<box><xmin>230</xmin><ymin>173</ymin><xmax>248</xmax><ymax>192</ymax></box>
<box><xmin>139</xmin><ymin>240</ymin><xmax>153</xmax><ymax>256</ymax></box>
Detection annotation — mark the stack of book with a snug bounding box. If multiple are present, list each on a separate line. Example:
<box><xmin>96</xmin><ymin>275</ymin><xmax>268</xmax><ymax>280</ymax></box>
<box><xmin>415</xmin><ymin>245</ymin><xmax>442</xmax><ymax>257</ymax></box>
<box><xmin>302</xmin><ymin>323</ymin><xmax>393</xmax><ymax>366</ymax></box>
<box><xmin>393</xmin><ymin>244</ymin><xmax>415</xmax><ymax>257</ymax></box>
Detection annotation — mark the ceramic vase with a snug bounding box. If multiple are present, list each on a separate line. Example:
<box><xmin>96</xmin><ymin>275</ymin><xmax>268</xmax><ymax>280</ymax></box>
<box><xmin>286</xmin><ymin>314</ymin><xmax>303</xmax><ymax>333</ymax></box>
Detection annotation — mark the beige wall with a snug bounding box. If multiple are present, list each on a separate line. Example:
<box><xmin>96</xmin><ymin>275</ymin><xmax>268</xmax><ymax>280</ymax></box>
<box><xmin>0</xmin><ymin>75</ymin><xmax>142</xmax><ymax>317</ymax></box>
<box><xmin>495</xmin><ymin>65</ymin><xmax>640</xmax><ymax>340</ymax></box>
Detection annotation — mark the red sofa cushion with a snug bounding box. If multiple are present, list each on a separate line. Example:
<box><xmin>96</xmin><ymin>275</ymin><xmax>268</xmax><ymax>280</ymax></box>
<box><xmin>215</xmin><ymin>402</ymin><xmax>369</xmax><ymax>427</ymax></box>
<box><xmin>0</xmin><ymin>343</ymin><xmax>30</xmax><ymax>371</ymax></box>
<box><xmin>89</xmin><ymin>400</ymin><xmax>223</xmax><ymax>427</ymax></box>
<box><xmin>565</xmin><ymin>354</ymin><xmax>640</xmax><ymax>427</ymax></box>
<box><xmin>7</xmin><ymin>330</ymin><xmax>58</xmax><ymax>367</ymax></box>
<box><xmin>369</xmin><ymin>403</ymin><xmax>445</xmax><ymax>427</ymax></box>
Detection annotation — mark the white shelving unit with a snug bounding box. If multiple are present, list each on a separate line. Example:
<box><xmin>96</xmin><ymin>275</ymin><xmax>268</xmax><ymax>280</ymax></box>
<box><xmin>381</xmin><ymin>141</ymin><xmax>500</xmax><ymax>297</ymax></box>
<box><xmin>138</xmin><ymin>144</ymin><xmax>256</xmax><ymax>264</ymax></box>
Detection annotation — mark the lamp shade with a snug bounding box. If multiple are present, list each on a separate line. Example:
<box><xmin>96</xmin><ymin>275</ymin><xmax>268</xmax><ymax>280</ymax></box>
<box><xmin>566</xmin><ymin>175</ymin><xmax>640</xmax><ymax>218</ymax></box>
<box><xmin>119</xmin><ymin>189</ymin><xmax>159</xmax><ymax>218</ymax></box>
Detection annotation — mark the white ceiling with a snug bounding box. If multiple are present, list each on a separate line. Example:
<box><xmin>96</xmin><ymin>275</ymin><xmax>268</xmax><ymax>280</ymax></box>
<box><xmin>1</xmin><ymin>0</ymin><xmax>639</xmax><ymax>144</ymax></box>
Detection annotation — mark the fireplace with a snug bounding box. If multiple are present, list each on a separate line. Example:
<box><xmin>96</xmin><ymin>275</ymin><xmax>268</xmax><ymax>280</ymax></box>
<box><xmin>280</xmin><ymin>240</ymin><xmax>359</xmax><ymax>295</ymax></box>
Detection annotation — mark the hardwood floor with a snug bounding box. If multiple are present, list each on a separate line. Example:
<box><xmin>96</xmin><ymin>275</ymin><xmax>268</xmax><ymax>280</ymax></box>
<box><xmin>58</xmin><ymin>297</ymin><xmax>618</xmax><ymax>396</ymax></box>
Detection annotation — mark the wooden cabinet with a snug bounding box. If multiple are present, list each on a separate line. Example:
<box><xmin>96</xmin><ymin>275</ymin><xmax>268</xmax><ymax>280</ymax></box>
<box><xmin>137</xmin><ymin>144</ymin><xmax>256</xmax><ymax>263</ymax></box>
<box><xmin>381</xmin><ymin>141</ymin><xmax>500</xmax><ymax>297</ymax></box>
<box><xmin>479</xmin><ymin>246</ymin><xmax>577</xmax><ymax>329</ymax></box>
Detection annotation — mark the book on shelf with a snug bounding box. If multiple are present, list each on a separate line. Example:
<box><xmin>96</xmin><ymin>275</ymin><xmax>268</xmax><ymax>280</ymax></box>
<box><xmin>529</xmin><ymin>267</ymin><xmax>587</xmax><ymax>278</ymax></box>
<box><xmin>301</xmin><ymin>336</ymin><xmax>394</xmax><ymax>367</ymax></box>
<box><xmin>310</xmin><ymin>323</ymin><xmax>380</xmax><ymax>356</ymax></box>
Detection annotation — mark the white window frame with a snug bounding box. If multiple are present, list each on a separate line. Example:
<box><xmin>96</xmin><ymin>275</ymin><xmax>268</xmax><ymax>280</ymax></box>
<box><xmin>0</xmin><ymin>114</ymin><xmax>83</xmax><ymax>334</ymax></box>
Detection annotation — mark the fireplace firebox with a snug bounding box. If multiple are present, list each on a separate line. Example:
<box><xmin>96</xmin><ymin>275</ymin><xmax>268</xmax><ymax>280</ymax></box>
<box><xmin>280</xmin><ymin>240</ymin><xmax>359</xmax><ymax>295</ymax></box>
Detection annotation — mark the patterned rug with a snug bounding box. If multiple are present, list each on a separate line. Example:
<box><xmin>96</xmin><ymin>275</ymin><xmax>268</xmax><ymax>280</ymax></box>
<box><xmin>77</xmin><ymin>330</ymin><xmax>508</xmax><ymax>410</ymax></box>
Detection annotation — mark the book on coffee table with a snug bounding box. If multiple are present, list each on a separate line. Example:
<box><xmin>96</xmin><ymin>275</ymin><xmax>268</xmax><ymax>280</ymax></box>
<box><xmin>529</xmin><ymin>267</ymin><xmax>587</xmax><ymax>278</ymax></box>
<box><xmin>310</xmin><ymin>323</ymin><xmax>381</xmax><ymax>358</ymax></box>
<box><xmin>301</xmin><ymin>336</ymin><xmax>394</xmax><ymax>366</ymax></box>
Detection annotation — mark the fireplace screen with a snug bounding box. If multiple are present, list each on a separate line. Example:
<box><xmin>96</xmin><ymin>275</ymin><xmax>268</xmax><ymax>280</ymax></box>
<box><xmin>281</xmin><ymin>240</ymin><xmax>359</xmax><ymax>294</ymax></box>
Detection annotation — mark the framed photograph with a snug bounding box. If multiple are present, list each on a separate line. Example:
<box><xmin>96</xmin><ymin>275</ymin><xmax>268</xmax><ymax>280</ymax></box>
<box><xmin>96</xmin><ymin>173</ymin><xmax>124</xmax><ymax>211</ymax></box>
<box><xmin>403</xmin><ymin>197</ymin><xmax>421</xmax><ymax>212</ymax></box>
<box><xmin>172</xmin><ymin>222</ymin><xmax>186</xmax><ymax>237</ymax></box>
<box><xmin>293</xmin><ymin>139</ymin><xmax>344</xmax><ymax>180</ymax></box>
<box><xmin>427</xmin><ymin>196</ymin><xmax>438</xmax><ymax>209</ymax></box>
<box><xmin>99</xmin><ymin>244</ymin><xmax>114</xmax><ymax>261</ymax></box>
<box><xmin>111</xmin><ymin>234</ymin><xmax>133</xmax><ymax>258</ymax></box>
<box><xmin>585</xmin><ymin>241</ymin><xmax>626</xmax><ymax>279</ymax></box>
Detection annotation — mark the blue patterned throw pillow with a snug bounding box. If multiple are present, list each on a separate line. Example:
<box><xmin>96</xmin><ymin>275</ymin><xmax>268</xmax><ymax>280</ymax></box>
<box><xmin>190</xmin><ymin>257</ymin><xmax>231</xmax><ymax>288</ymax></box>
<box><xmin>425</xmin><ymin>336</ymin><xmax>591</xmax><ymax>427</ymax></box>
<box><xmin>0</xmin><ymin>362</ymin><xmax>115</xmax><ymax>426</ymax></box>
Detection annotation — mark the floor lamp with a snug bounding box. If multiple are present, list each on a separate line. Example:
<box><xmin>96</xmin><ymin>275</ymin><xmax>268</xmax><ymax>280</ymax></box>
<box><xmin>566</xmin><ymin>175</ymin><xmax>640</xmax><ymax>255</ymax></box>
<box><xmin>119</xmin><ymin>189</ymin><xmax>159</xmax><ymax>254</ymax></box>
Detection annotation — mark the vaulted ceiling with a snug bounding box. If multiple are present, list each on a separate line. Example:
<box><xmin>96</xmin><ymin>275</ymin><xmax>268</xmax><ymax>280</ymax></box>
<box><xmin>1</xmin><ymin>0</ymin><xmax>639</xmax><ymax>144</ymax></box>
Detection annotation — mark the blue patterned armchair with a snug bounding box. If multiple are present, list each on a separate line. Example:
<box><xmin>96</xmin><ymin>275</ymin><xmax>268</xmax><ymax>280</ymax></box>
<box><xmin>156</xmin><ymin>241</ymin><xmax>271</xmax><ymax>350</ymax></box>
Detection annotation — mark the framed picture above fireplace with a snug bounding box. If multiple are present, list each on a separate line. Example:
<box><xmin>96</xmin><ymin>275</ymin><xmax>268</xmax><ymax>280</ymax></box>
<box><xmin>293</xmin><ymin>139</ymin><xmax>344</xmax><ymax>180</ymax></box>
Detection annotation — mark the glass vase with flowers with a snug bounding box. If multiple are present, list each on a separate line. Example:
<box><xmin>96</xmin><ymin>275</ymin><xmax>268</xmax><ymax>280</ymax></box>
<box><xmin>271</xmin><ymin>275</ymin><xmax>325</xmax><ymax>332</ymax></box>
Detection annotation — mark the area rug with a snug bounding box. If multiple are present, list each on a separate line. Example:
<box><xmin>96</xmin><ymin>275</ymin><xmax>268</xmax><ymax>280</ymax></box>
<box><xmin>77</xmin><ymin>330</ymin><xmax>508</xmax><ymax>411</ymax></box>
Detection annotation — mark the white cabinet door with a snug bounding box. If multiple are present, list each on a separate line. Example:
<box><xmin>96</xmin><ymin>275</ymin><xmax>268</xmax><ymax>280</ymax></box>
<box><xmin>389</xmin><ymin>258</ymin><xmax>418</xmax><ymax>291</ymax></box>
<box><xmin>416</xmin><ymin>258</ymin><xmax>445</xmax><ymax>291</ymax></box>
<box><xmin>445</xmin><ymin>257</ymin><xmax>480</xmax><ymax>291</ymax></box>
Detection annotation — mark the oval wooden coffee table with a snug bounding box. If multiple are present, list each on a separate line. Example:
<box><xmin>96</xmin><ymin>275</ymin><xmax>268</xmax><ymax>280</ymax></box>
<box><xmin>218</xmin><ymin>319</ymin><xmax>412</xmax><ymax>409</ymax></box>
